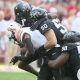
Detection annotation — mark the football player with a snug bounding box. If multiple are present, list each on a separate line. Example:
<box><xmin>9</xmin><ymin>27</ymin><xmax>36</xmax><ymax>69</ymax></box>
<box><xmin>29</xmin><ymin>7</ymin><xmax>80</xmax><ymax>80</ymax></box>
<box><xmin>9</xmin><ymin>1</ymin><xmax>39</xmax><ymax>76</ymax></box>
<box><xmin>10</xmin><ymin>2</ymin><xmax>80</xmax><ymax>79</ymax></box>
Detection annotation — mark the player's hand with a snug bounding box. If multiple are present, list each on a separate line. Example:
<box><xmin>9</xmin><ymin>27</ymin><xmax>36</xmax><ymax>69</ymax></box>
<box><xmin>10</xmin><ymin>56</ymin><xmax>19</xmax><ymax>65</ymax></box>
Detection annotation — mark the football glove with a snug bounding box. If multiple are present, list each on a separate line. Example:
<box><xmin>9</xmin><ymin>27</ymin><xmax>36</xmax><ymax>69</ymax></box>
<box><xmin>10</xmin><ymin>56</ymin><xmax>20</xmax><ymax>65</ymax></box>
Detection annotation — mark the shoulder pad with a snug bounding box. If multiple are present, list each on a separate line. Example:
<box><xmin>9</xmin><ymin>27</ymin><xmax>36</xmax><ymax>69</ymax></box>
<box><xmin>63</xmin><ymin>31</ymin><xmax>80</xmax><ymax>43</ymax></box>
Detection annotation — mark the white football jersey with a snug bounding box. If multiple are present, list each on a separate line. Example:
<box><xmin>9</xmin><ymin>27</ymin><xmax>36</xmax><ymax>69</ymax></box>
<box><xmin>7</xmin><ymin>23</ymin><xmax>47</xmax><ymax>49</ymax></box>
<box><xmin>20</xmin><ymin>27</ymin><xmax>47</xmax><ymax>49</ymax></box>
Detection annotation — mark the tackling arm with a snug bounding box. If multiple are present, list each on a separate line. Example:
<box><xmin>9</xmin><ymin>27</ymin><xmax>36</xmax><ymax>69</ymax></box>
<box><xmin>23</xmin><ymin>33</ymin><xmax>35</xmax><ymax>55</ymax></box>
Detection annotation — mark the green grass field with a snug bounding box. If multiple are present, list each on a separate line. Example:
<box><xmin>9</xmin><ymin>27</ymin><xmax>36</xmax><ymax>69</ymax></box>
<box><xmin>0</xmin><ymin>72</ymin><xmax>37</xmax><ymax>80</ymax></box>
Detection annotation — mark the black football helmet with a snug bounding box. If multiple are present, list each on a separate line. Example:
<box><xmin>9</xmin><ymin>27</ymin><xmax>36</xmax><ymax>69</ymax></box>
<box><xmin>14</xmin><ymin>1</ymin><xmax>32</xmax><ymax>24</ymax></box>
<box><xmin>30</xmin><ymin>7</ymin><xmax>47</xmax><ymax>22</ymax></box>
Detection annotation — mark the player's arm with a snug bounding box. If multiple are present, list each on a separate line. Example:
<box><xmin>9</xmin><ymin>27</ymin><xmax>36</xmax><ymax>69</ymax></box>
<box><xmin>10</xmin><ymin>46</ymin><xmax>34</xmax><ymax>65</ymax></box>
<box><xmin>44</xmin><ymin>29</ymin><xmax>57</xmax><ymax>49</ymax></box>
<box><xmin>8</xmin><ymin>26</ymin><xmax>35</xmax><ymax>55</ymax></box>
<box><xmin>35</xmin><ymin>21</ymin><xmax>57</xmax><ymax>54</ymax></box>
<box><xmin>20</xmin><ymin>47</ymin><xmax>27</xmax><ymax>56</ymax></box>
<box><xmin>39</xmin><ymin>21</ymin><xmax>57</xmax><ymax>49</ymax></box>
<box><xmin>23</xmin><ymin>33</ymin><xmax>35</xmax><ymax>55</ymax></box>
<box><xmin>10</xmin><ymin>46</ymin><xmax>60</xmax><ymax>65</ymax></box>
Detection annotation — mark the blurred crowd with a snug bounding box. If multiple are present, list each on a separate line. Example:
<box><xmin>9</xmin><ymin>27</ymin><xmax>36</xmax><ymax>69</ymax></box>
<box><xmin>0</xmin><ymin>0</ymin><xmax>80</xmax><ymax>64</ymax></box>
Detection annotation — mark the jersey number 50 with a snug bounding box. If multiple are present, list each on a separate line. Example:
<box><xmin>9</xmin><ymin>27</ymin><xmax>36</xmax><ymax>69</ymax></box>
<box><xmin>52</xmin><ymin>19</ymin><xmax>67</xmax><ymax>34</ymax></box>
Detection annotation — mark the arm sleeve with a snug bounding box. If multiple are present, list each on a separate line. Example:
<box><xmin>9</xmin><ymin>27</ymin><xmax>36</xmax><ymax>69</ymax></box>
<box><xmin>23</xmin><ymin>33</ymin><xmax>35</xmax><ymax>55</ymax></box>
<box><xmin>38</xmin><ymin>20</ymin><xmax>53</xmax><ymax>34</ymax></box>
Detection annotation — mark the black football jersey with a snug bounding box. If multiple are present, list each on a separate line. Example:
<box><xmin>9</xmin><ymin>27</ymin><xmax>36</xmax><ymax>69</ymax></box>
<box><xmin>36</xmin><ymin>19</ymin><xmax>68</xmax><ymax>44</ymax></box>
